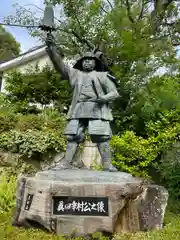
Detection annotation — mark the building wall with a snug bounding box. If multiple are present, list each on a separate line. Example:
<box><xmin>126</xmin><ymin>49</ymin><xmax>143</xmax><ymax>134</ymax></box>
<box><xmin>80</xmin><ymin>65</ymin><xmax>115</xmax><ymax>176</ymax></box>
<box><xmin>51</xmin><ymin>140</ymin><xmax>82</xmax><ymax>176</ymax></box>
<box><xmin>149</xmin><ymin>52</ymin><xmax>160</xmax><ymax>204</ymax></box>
<box><xmin>14</xmin><ymin>54</ymin><xmax>52</xmax><ymax>73</ymax></box>
<box><xmin>1</xmin><ymin>54</ymin><xmax>53</xmax><ymax>93</ymax></box>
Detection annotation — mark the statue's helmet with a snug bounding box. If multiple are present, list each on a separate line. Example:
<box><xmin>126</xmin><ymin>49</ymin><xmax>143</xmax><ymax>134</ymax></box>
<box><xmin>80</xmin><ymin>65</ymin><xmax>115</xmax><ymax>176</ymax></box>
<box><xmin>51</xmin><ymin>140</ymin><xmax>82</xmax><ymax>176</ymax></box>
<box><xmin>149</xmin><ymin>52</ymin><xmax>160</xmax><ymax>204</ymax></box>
<box><xmin>73</xmin><ymin>51</ymin><xmax>103</xmax><ymax>71</ymax></box>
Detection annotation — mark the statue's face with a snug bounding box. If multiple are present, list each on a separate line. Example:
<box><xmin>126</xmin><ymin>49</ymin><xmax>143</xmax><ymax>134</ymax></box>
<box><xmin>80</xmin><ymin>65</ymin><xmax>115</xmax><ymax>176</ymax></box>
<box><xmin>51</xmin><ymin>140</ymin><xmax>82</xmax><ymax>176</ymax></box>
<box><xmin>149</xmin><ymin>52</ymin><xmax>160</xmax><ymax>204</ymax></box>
<box><xmin>82</xmin><ymin>58</ymin><xmax>96</xmax><ymax>71</ymax></box>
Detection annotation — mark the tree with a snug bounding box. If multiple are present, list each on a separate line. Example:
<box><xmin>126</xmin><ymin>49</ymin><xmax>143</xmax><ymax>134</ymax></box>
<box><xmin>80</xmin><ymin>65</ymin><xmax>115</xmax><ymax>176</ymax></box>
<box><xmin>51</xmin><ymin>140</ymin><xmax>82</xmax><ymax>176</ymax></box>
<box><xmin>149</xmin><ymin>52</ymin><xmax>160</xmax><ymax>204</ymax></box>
<box><xmin>5</xmin><ymin>0</ymin><xmax>180</xmax><ymax>131</ymax></box>
<box><xmin>0</xmin><ymin>26</ymin><xmax>20</xmax><ymax>63</ymax></box>
<box><xmin>4</xmin><ymin>64</ymin><xmax>72</xmax><ymax>110</ymax></box>
<box><xmin>7</xmin><ymin>2</ymin><xmax>179</xmax><ymax>84</ymax></box>
<box><xmin>120</xmin><ymin>74</ymin><xmax>180</xmax><ymax>136</ymax></box>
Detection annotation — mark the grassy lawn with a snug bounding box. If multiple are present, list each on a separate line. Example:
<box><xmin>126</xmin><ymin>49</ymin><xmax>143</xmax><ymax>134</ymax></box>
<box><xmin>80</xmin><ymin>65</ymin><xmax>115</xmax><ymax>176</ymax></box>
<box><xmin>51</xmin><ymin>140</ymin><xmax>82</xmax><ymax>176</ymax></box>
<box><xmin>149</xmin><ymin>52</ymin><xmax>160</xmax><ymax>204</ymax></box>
<box><xmin>0</xmin><ymin>211</ymin><xmax>180</xmax><ymax>240</ymax></box>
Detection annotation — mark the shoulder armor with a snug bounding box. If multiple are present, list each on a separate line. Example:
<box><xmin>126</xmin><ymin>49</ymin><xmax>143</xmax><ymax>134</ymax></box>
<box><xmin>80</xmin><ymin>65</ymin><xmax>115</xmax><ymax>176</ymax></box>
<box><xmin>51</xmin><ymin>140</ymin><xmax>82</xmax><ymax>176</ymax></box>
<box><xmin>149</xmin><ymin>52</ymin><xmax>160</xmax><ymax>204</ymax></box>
<box><xmin>107</xmin><ymin>73</ymin><xmax>116</xmax><ymax>80</ymax></box>
<box><xmin>107</xmin><ymin>73</ymin><xmax>119</xmax><ymax>87</ymax></box>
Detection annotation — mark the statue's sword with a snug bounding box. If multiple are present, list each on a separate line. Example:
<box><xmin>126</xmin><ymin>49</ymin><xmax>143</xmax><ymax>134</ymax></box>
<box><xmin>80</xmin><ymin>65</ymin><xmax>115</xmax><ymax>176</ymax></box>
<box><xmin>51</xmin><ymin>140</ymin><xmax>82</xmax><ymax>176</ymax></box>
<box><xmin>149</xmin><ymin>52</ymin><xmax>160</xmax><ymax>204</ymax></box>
<box><xmin>92</xmin><ymin>80</ymin><xmax>100</xmax><ymax>99</ymax></box>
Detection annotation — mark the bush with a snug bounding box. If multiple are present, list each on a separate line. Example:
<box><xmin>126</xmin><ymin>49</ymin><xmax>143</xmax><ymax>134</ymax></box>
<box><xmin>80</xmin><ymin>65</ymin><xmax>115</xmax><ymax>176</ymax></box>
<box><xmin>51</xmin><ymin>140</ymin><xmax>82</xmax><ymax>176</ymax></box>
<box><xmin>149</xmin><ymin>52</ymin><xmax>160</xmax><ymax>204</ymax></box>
<box><xmin>10</xmin><ymin>108</ymin><xmax>67</xmax><ymax>133</ymax></box>
<box><xmin>111</xmin><ymin>122</ymin><xmax>180</xmax><ymax>179</ymax></box>
<box><xmin>157</xmin><ymin>141</ymin><xmax>180</xmax><ymax>207</ymax></box>
<box><xmin>0</xmin><ymin>129</ymin><xmax>66</xmax><ymax>158</ymax></box>
<box><xmin>146</xmin><ymin>109</ymin><xmax>180</xmax><ymax>137</ymax></box>
<box><xmin>0</xmin><ymin>92</ymin><xmax>39</xmax><ymax>115</ymax></box>
<box><xmin>143</xmin><ymin>118</ymin><xmax>180</xmax><ymax>205</ymax></box>
<box><xmin>110</xmin><ymin>131</ymin><xmax>158</xmax><ymax>178</ymax></box>
<box><xmin>39</xmin><ymin>108</ymin><xmax>67</xmax><ymax>133</ymax></box>
<box><xmin>0</xmin><ymin>106</ymin><xmax>67</xmax><ymax>169</ymax></box>
<box><xmin>0</xmin><ymin>93</ymin><xmax>13</xmax><ymax>112</ymax></box>
<box><xmin>15</xmin><ymin>114</ymin><xmax>43</xmax><ymax>131</ymax></box>
<box><xmin>0</xmin><ymin>112</ymin><xmax>17</xmax><ymax>133</ymax></box>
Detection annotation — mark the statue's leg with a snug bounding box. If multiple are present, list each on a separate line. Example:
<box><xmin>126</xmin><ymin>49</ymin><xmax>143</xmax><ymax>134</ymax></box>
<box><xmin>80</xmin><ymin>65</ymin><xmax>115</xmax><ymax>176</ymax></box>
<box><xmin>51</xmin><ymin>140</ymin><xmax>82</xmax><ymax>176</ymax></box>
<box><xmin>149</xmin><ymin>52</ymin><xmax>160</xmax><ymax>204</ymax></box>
<box><xmin>52</xmin><ymin>119</ymin><xmax>86</xmax><ymax>170</ymax></box>
<box><xmin>89</xmin><ymin>120</ymin><xmax>117</xmax><ymax>172</ymax></box>
<box><xmin>70</xmin><ymin>120</ymin><xmax>88</xmax><ymax>169</ymax></box>
<box><xmin>63</xmin><ymin>137</ymin><xmax>79</xmax><ymax>168</ymax></box>
<box><xmin>51</xmin><ymin>137</ymin><xmax>78</xmax><ymax>170</ymax></box>
<box><xmin>91</xmin><ymin>135</ymin><xmax>118</xmax><ymax>172</ymax></box>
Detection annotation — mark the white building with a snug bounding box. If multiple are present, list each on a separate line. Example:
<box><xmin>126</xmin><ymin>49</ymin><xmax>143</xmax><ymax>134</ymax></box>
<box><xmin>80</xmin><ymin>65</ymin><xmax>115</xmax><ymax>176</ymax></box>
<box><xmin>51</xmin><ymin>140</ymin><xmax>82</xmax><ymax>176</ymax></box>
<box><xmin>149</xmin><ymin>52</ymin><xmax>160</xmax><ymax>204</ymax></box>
<box><xmin>0</xmin><ymin>45</ymin><xmax>52</xmax><ymax>93</ymax></box>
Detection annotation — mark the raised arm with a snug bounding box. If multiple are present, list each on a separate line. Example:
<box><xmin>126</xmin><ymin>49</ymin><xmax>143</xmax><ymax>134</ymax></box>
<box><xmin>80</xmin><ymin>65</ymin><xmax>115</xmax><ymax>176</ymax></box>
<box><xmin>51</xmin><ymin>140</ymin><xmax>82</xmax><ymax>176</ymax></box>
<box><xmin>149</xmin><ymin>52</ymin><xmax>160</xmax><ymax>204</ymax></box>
<box><xmin>45</xmin><ymin>33</ymin><xmax>68</xmax><ymax>80</ymax></box>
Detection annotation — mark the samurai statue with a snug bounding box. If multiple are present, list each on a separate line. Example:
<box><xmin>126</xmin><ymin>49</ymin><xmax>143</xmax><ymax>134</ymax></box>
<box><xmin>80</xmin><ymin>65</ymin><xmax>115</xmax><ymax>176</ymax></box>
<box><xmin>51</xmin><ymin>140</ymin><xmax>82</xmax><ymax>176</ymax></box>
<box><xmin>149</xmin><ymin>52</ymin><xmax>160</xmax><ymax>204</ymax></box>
<box><xmin>45</xmin><ymin>33</ymin><xmax>119</xmax><ymax>172</ymax></box>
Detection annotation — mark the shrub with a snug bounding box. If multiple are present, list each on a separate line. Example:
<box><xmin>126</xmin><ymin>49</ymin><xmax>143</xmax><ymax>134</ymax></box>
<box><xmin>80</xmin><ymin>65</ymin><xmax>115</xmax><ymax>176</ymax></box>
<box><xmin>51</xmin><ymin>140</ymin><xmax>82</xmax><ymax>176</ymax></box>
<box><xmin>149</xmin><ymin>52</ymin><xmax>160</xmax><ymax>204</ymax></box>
<box><xmin>157</xmin><ymin>141</ymin><xmax>180</xmax><ymax>208</ymax></box>
<box><xmin>39</xmin><ymin>108</ymin><xmax>67</xmax><ymax>133</ymax></box>
<box><xmin>146</xmin><ymin>109</ymin><xmax>180</xmax><ymax>137</ymax></box>
<box><xmin>0</xmin><ymin>129</ymin><xmax>66</xmax><ymax>158</ymax></box>
<box><xmin>0</xmin><ymin>105</ymin><xmax>67</xmax><ymax>169</ymax></box>
<box><xmin>0</xmin><ymin>112</ymin><xmax>16</xmax><ymax>133</ymax></box>
<box><xmin>13</xmin><ymin>108</ymin><xmax>67</xmax><ymax>133</ymax></box>
<box><xmin>110</xmin><ymin>131</ymin><xmax>158</xmax><ymax>178</ymax></box>
<box><xmin>0</xmin><ymin>93</ymin><xmax>13</xmax><ymax>111</ymax></box>
<box><xmin>15</xmin><ymin>114</ymin><xmax>44</xmax><ymax>131</ymax></box>
<box><xmin>0</xmin><ymin>92</ymin><xmax>39</xmax><ymax>115</ymax></box>
<box><xmin>142</xmin><ymin>118</ymin><xmax>180</xmax><ymax>205</ymax></box>
<box><xmin>111</xmin><ymin>121</ymin><xmax>180</xmax><ymax>178</ymax></box>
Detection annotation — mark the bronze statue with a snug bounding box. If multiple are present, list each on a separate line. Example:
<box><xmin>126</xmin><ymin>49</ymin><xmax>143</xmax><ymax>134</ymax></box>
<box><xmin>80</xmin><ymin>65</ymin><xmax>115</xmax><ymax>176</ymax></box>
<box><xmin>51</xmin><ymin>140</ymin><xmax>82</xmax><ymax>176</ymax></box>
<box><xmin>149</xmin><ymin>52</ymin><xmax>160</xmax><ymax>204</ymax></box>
<box><xmin>44</xmin><ymin>6</ymin><xmax>119</xmax><ymax>172</ymax></box>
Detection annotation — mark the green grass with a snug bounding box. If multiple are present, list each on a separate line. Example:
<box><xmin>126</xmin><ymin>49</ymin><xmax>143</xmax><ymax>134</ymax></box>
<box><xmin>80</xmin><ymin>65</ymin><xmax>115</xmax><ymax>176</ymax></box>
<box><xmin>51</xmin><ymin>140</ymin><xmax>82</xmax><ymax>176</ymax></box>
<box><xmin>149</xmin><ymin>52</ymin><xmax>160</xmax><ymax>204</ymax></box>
<box><xmin>0</xmin><ymin>211</ymin><xmax>180</xmax><ymax>240</ymax></box>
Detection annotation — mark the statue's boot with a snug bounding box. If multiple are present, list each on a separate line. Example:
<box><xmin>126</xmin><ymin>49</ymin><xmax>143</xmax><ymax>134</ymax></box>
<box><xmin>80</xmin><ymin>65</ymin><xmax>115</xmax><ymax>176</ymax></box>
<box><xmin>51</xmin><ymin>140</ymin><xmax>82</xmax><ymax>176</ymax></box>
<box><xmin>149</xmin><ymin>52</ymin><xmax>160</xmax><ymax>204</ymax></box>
<box><xmin>52</xmin><ymin>142</ymin><xmax>78</xmax><ymax>170</ymax></box>
<box><xmin>97</xmin><ymin>141</ymin><xmax>118</xmax><ymax>172</ymax></box>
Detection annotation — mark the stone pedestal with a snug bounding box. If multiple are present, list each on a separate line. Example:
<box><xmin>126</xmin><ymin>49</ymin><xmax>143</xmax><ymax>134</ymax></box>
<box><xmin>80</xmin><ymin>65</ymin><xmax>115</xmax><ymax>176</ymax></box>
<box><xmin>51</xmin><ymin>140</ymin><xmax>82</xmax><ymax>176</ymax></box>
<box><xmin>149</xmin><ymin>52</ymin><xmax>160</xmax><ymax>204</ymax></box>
<box><xmin>43</xmin><ymin>141</ymin><xmax>101</xmax><ymax>170</ymax></box>
<box><xmin>74</xmin><ymin>141</ymin><xmax>101</xmax><ymax>168</ymax></box>
<box><xmin>12</xmin><ymin>170</ymin><xmax>168</xmax><ymax>236</ymax></box>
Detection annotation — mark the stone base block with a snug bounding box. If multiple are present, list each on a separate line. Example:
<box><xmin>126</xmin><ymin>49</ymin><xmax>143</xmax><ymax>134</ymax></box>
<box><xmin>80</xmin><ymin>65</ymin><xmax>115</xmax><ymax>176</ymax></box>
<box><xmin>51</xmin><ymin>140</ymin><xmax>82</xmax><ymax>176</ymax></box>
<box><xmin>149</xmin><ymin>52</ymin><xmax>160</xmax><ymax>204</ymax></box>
<box><xmin>12</xmin><ymin>170</ymin><xmax>168</xmax><ymax>236</ymax></box>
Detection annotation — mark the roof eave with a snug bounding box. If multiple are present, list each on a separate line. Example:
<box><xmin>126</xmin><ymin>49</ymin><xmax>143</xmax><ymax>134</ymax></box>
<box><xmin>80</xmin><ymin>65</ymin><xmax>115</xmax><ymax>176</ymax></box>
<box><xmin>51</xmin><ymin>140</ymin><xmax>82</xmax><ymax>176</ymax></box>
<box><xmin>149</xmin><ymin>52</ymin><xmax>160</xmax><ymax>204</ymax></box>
<box><xmin>0</xmin><ymin>47</ymin><xmax>47</xmax><ymax>72</ymax></box>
